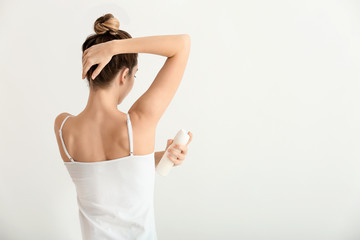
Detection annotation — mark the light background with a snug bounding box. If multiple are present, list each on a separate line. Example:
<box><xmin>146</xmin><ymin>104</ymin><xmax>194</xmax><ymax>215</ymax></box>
<box><xmin>0</xmin><ymin>0</ymin><xmax>360</xmax><ymax>239</ymax></box>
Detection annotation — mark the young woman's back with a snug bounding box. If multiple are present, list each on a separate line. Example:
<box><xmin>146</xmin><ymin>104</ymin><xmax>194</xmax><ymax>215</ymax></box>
<box><xmin>54</xmin><ymin>13</ymin><xmax>190</xmax><ymax>240</ymax></box>
<box><xmin>57</xmin><ymin>111</ymin><xmax>156</xmax><ymax>162</ymax></box>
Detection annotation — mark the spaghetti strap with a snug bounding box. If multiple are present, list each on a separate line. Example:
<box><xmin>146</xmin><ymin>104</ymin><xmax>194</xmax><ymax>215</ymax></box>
<box><xmin>59</xmin><ymin>115</ymin><xmax>75</xmax><ymax>163</ymax></box>
<box><xmin>126</xmin><ymin>113</ymin><xmax>134</xmax><ymax>156</ymax></box>
<box><xmin>60</xmin><ymin>113</ymin><xmax>133</xmax><ymax>163</ymax></box>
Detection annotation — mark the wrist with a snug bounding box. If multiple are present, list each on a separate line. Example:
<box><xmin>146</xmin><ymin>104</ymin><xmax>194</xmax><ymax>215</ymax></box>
<box><xmin>110</xmin><ymin>40</ymin><xmax>119</xmax><ymax>56</ymax></box>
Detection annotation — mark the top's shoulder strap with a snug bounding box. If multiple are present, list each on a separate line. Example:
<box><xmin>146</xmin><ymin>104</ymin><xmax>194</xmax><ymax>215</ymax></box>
<box><xmin>126</xmin><ymin>113</ymin><xmax>134</xmax><ymax>156</ymax></box>
<box><xmin>59</xmin><ymin>115</ymin><xmax>75</xmax><ymax>162</ymax></box>
<box><xmin>59</xmin><ymin>115</ymin><xmax>72</xmax><ymax>132</ymax></box>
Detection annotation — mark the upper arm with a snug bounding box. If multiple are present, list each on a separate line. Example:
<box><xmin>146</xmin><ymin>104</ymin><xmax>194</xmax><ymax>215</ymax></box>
<box><xmin>129</xmin><ymin>34</ymin><xmax>191</xmax><ymax>126</ymax></box>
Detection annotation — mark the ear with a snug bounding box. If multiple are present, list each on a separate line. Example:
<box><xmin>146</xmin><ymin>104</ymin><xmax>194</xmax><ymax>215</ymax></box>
<box><xmin>119</xmin><ymin>67</ymin><xmax>130</xmax><ymax>85</ymax></box>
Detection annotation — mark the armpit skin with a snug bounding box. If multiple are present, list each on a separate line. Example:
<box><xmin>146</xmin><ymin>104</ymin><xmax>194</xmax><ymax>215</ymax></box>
<box><xmin>155</xmin><ymin>151</ymin><xmax>166</xmax><ymax>168</ymax></box>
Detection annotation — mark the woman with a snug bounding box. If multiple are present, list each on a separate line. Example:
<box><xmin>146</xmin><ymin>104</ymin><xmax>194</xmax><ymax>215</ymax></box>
<box><xmin>54</xmin><ymin>13</ymin><xmax>192</xmax><ymax>240</ymax></box>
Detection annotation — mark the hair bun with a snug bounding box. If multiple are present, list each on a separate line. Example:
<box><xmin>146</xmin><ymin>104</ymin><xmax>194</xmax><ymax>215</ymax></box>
<box><xmin>94</xmin><ymin>13</ymin><xmax>120</xmax><ymax>35</ymax></box>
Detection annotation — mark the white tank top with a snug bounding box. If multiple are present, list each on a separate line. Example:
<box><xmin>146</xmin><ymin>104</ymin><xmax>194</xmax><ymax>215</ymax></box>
<box><xmin>59</xmin><ymin>113</ymin><xmax>158</xmax><ymax>240</ymax></box>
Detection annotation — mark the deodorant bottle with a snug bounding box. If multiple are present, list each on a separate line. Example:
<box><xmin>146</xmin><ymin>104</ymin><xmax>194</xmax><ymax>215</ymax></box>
<box><xmin>156</xmin><ymin>129</ymin><xmax>190</xmax><ymax>176</ymax></box>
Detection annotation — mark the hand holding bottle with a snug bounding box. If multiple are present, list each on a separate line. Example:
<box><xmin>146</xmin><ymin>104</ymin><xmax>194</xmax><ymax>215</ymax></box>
<box><xmin>164</xmin><ymin>131</ymin><xmax>193</xmax><ymax>167</ymax></box>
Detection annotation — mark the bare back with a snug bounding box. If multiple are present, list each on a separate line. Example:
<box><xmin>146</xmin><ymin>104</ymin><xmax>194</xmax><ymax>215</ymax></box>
<box><xmin>55</xmin><ymin>111</ymin><xmax>155</xmax><ymax>163</ymax></box>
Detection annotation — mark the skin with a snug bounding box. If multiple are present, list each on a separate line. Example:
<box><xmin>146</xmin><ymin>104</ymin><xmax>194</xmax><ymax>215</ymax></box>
<box><xmin>55</xmin><ymin>34</ymin><xmax>192</xmax><ymax>166</ymax></box>
<box><xmin>163</xmin><ymin>137</ymin><xmax>192</xmax><ymax>167</ymax></box>
<box><xmin>84</xmin><ymin>65</ymin><xmax>137</xmax><ymax>112</ymax></box>
<box><xmin>54</xmin><ymin>61</ymin><xmax>192</xmax><ymax>167</ymax></box>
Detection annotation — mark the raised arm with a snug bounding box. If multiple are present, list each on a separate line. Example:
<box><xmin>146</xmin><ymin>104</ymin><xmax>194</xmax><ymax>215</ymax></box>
<box><xmin>110</xmin><ymin>34</ymin><xmax>190</xmax><ymax>58</ymax></box>
<box><xmin>111</xmin><ymin>34</ymin><xmax>191</xmax><ymax>127</ymax></box>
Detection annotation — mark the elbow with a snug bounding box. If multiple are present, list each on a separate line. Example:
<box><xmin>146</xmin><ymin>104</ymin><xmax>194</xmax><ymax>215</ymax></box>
<box><xmin>171</xmin><ymin>34</ymin><xmax>191</xmax><ymax>58</ymax></box>
<box><xmin>181</xmin><ymin>34</ymin><xmax>191</xmax><ymax>52</ymax></box>
<box><xmin>182</xmin><ymin>34</ymin><xmax>191</xmax><ymax>47</ymax></box>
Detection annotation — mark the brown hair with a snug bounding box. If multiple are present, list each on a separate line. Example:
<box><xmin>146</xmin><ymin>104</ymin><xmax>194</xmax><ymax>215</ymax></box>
<box><xmin>82</xmin><ymin>13</ymin><xmax>138</xmax><ymax>90</ymax></box>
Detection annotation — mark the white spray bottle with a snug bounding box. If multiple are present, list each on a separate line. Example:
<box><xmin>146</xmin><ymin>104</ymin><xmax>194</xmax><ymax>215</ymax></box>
<box><xmin>156</xmin><ymin>129</ymin><xmax>190</xmax><ymax>176</ymax></box>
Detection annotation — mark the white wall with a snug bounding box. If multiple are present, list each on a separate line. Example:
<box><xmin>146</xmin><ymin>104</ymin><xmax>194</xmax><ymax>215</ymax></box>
<box><xmin>1</xmin><ymin>0</ymin><xmax>360</xmax><ymax>239</ymax></box>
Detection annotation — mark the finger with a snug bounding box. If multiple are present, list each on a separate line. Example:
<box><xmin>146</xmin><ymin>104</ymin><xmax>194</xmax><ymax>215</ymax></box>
<box><xmin>182</xmin><ymin>146</ymin><xmax>188</xmax><ymax>155</ymax></box>
<box><xmin>168</xmin><ymin>148</ymin><xmax>185</xmax><ymax>160</ymax></box>
<box><xmin>166</xmin><ymin>139</ymin><xmax>174</xmax><ymax>150</ymax></box>
<box><xmin>92</xmin><ymin>63</ymin><xmax>103</xmax><ymax>79</ymax></box>
<box><xmin>186</xmin><ymin>131</ymin><xmax>193</xmax><ymax>146</ymax></box>
<box><xmin>82</xmin><ymin>54</ymin><xmax>88</xmax><ymax>64</ymax></box>
<box><xmin>173</xmin><ymin>144</ymin><xmax>187</xmax><ymax>155</ymax></box>
<box><xmin>82</xmin><ymin>63</ymin><xmax>89</xmax><ymax>79</ymax></box>
<box><xmin>83</xmin><ymin>62</ymin><xmax>93</xmax><ymax>80</ymax></box>
<box><xmin>82</xmin><ymin>57</ymin><xmax>89</xmax><ymax>73</ymax></box>
<box><xmin>167</xmin><ymin>153</ymin><xmax>182</xmax><ymax>166</ymax></box>
<box><xmin>82</xmin><ymin>54</ymin><xmax>87</xmax><ymax>63</ymax></box>
<box><xmin>83</xmin><ymin>47</ymin><xmax>90</xmax><ymax>57</ymax></box>
<box><xmin>82</xmin><ymin>50</ymin><xmax>90</xmax><ymax>63</ymax></box>
<box><xmin>82</xmin><ymin>59</ymin><xmax>88</xmax><ymax>79</ymax></box>
<box><xmin>82</xmin><ymin>54</ymin><xmax>87</xmax><ymax>67</ymax></box>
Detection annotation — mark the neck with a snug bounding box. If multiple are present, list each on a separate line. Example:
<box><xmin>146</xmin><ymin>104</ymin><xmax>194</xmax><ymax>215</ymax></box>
<box><xmin>82</xmin><ymin>87</ymin><xmax>123</xmax><ymax>117</ymax></box>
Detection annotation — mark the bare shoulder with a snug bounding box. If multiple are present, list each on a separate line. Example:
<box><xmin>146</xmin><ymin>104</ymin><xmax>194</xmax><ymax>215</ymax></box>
<box><xmin>54</xmin><ymin>112</ymin><xmax>74</xmax><ymax>163</ymax></box>
<box><xmin>54</xmin><ymin>112</ymin><xmax>73</xmax><ymax>134</ymax></box>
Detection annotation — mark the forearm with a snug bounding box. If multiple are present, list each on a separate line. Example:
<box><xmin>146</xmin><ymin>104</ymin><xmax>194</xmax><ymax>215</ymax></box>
<box><xmin>155</xmin><ymin>151</ymin><xmax>166</xmax><ymax>168</ymax></box>
<box><xmin>111</xmin><ymin>34</ymin><xmax>190</xmax><ymax>58</ymax></box>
